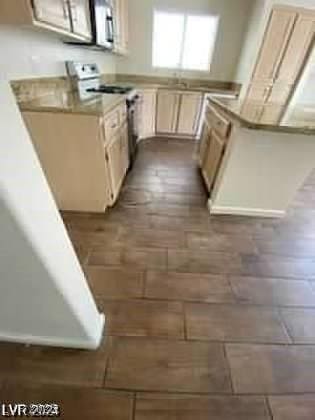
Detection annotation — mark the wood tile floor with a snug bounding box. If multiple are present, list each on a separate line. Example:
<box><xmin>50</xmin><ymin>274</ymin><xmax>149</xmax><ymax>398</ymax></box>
<box><xmin>3</xmin><ymin>138</ymin><xmax>315</xmax><ymax>419</ymax></box>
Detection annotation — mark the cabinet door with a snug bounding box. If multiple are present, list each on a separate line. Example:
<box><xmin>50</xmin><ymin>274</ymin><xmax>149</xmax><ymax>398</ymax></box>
<box><xmin>251</xmin><ymin>8</ymin><xmax>296</xmax><ymax>85</ymax></box>
<box><xmin>106</xmin><ymin>133</ymin><xmax>124</xmax><ymax>204</ymax></box>
<box><xmin>240</xmin><ymin>101</ymin><xmax>264</xmax><ymax>123</ymax></box>
<box><xmin>33</xmin><ymin>0</ymin><xmax>71</xmax><ymax>31</ymax></box>
<box><xmin>198</xmin><ymin>120</ymin><xmax>211</xmax><ymax>167</ymax></box>
<box><xmin>156</xmin><ymin>91</ymin><xmax>180</xmax><ymax>134</ymax></box>
<box><xmin>139</xmin><ymin>90</ymin><xmax>156</xmax><ymax>139</ymax></box>
<box><xmin>245</xmin><ymin>82</ymin><xmax>272</xmax><ymax>103</ymax></box>
<box><xmin>69</xmin><ymin>0</ymin><xmax>91</xmax><ymax>39</ymax></box>
<box><xmin>177</xmin><ymin>93</ymin><xmax>202</xmax><ymax>136</ymax></box>
<box><xmin>113</xmin><ymin>0</ymin><xmax>129</xmax><ymax>54</ymax></box>
<box><xmin>202</xmin><ymin>130</ymin><xmax>225</xmax><ymax>192</ymax></box>
<box><xmin>268</xmin><ymin>13</ymin><xmax>315</xmax><ymax>105</ymax></box>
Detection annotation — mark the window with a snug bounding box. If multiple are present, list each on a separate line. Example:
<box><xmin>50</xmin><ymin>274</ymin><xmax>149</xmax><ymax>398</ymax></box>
<box><xmin>152</xmin><ymin>11</ymin><xmax>219</xmax><ymax>71</ymax></box>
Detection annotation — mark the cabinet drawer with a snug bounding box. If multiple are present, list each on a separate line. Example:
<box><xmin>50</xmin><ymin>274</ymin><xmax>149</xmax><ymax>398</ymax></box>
<box><xmin>104</xmin><ymin>108</ymin><xmax>120</xmax><ymax>139</ymax></box>
<box><xmin>206</xmin><ymin>106</ymin><xmax>231</xmax><ymax>139</ymax></box>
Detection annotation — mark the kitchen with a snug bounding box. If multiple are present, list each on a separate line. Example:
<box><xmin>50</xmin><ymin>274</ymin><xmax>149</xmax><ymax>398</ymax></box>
<box><xmin>1</xmin><ymin>0</ymin><xmax>315</xmax><ymax>418</ymax></box>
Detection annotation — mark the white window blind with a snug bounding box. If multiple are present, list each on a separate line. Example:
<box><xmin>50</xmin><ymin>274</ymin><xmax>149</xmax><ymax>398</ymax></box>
<box><xmin>152</xmin><ymin>11</ymin><xmax>219</xmax><ymax>71</ymax></box>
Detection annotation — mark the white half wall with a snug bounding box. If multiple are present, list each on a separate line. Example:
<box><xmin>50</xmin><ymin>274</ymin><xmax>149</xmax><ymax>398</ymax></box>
<box><xmin>0</xmin><ymin>79</ymin><xmax>105</xmax><ymax>349</ymax></box>
<box><xmin>116</xmin><ymin>0</ymin><xmax>254</xmax><ymax>81</ymax></box>
<box><xmin>0</xmin><ymin>25</ymin><xmax>116</xmax><ymax>79</ymax></box>
<box><xmin>210</xmin><ymin>126</ymin><xmax>315</xmax><ymax>216</ymax></box>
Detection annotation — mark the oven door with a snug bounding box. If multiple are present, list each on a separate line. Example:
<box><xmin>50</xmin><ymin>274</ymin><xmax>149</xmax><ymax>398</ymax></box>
<box><xmin>93</xmin><ymin>0</ymin><xmax>114</xmax><ymax>49</ymax></box>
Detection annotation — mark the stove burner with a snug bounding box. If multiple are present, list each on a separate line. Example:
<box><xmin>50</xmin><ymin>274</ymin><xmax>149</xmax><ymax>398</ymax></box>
<box><xmin>87</xmin><ymin>85</ymin><xmax>133</xmax><ymax>95</ymax></box>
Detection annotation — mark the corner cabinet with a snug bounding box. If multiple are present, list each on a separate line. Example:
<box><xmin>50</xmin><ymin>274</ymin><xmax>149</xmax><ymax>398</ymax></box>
<box><xmin>156</xmin><ymin>90</ymin><xmax>202</xmax><ymax>137</ymax></box>
<box><xmin>0</xmin><ymin>0</ymin><xmax>92</xmax><ymax>41</ymax></box>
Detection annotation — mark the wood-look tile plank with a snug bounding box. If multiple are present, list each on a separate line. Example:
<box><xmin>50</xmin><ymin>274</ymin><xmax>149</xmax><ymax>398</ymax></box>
<box><xmin>99</xmin><ymin>300</ymin><xmax>184</xmax><ymax>339</ymax></box>
<box><xmin>255</xmin><ymin>237</ymin><xmax>315</xmax><ymax>258</ymax></box>
<box><xmin>230</xmin><ymin>276</ymin><xmax>315</xmax><ymax>307</ymax></box>
<box><xmin>7</xmin><ymin>338</ymin><xmax>112</xmax><ymax>388</ymax></box>
<box><xmin>185</xmin><ymin>303</ymin><xmax>289</xmax><ymax>343</ymax></box>
<box><xmin>226</xmin><ymin>344</ymin><xmax>315</xmax><ymax>394</ymax></box>
<box><xmin>241</xmin><ymin>254</ymin><xmax>315</xmax><ymax>279</ymax></box>
<box><xmin>269</xmin><ymin>395</ymin><xmax>315</xmax><ymax>420</ymax></box>
<box><xmin>135</xmin><ymin>393</ymin><xmax>271</xmax><ymax>420</ymax></box>
<box><xmin>280</xmin><ymin>308</ymin><xmax>315</xmax><ymax>343</ymax></box>
<box><xmin>168</xmin><ymin>250</ymin><xmax>242</xmax><ymax>275</ymax></box>
<box><xmin>2</xmin><ymin>384</ymin><xmax>133</xmax><ymax>420</ymax></box>
<box><xmin>105</xmin><ymin>338</ymin><xmax>232</xmax><ymax>393</ymax></box>
<box><xmin>145</xmin><ymin>271</ymin><xmax>235</xmax><ymax>303</ymax></box>
<box><xmin>88</xmin><ymin>247</ymin><xmax>168</xmax><ymax>271</ymax></box>
<box><xmin>186</xmin><ymin>232</ymin><xmax>257</xmax><ymax>253</ymax></box>
<box><xmin>86</xmin><ymin>266</ymin><xmax>144</xmax><ymax>299</ymax></box>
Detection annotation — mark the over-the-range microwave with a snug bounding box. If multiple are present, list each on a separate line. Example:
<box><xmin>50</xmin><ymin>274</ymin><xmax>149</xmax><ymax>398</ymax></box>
<box><xmin>66</xmin><ymin>0</ymin><xmax>114</xmax><ymax>50</ymax></box>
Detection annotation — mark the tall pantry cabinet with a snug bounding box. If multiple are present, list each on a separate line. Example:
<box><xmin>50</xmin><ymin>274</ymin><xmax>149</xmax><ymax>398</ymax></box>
<box><xmin>244</xmin><ymin>5</ymin><xmax>315</xmax><ymax>110</ymax></box>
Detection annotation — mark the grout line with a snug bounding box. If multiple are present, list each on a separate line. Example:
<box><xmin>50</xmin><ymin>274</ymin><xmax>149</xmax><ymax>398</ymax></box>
<box><xmin>223</xmin><ymin>344</ymin><xmax>235</xmax><ymax>394</ymax></box>
<box><xmin>183</xmin><ymin>302</ymin><xmax>188</xmax><ymax>341</ymax></box>
<box><xmin>277</xmin><ymin>307</ymin><xmax>295</xmax><ymax>344</ymax></box>
<box><xmin>265</xmin><ymin>396</ymin><xmax>274</xmax><ymax>420</ymax></box>
<box><xmin>132</xmin><ymin>392</ymin><xmax>137</xmax><ymax>420</ymax></box>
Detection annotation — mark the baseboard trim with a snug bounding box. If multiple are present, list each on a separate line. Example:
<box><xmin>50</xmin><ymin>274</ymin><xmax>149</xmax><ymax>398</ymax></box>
<box><xmin>208</xmin><ymin>200</ymin><xmax>285</xmax><ymax>218</ymax></box>
<box><xmin>0</xmin><ymin>313</ymin><xmax>106</xmax><ymax>350</ymax></box>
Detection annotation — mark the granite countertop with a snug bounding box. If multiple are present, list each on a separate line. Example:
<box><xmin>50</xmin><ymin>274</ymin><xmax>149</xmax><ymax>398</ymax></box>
<box><xmin>208</xmin><ymin>96</ymin><xmax>315</xmax><ymax>135</ymax></box>
<box><xmin>19</xmin><ymin>91</ymin><xmax>127</xmax><ymax>116</ymax></box>
<box><xmin>17</xmin><ymin>81</ymin><xmax>239</xmax><ymax>116</ymax></box>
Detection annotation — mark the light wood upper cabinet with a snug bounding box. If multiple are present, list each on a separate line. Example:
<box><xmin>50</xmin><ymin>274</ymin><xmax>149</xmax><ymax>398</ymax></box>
<box><xmin>201</xmin><ymin>129</ymin><xmax>225</xmax><ymax>192</ymax></box>
<box><xmin>156</xmin><ymin>91</ymin><xmax>180</xmax><ymax>134</ymax></box>
<box><xmin>139</xmin><ymin>90</ymin><xmax>157</xmax><ymax>139</ymax></box>
<box><xmin>113</xmin><ymin>0</ymin><xmax>129</xmax><ymax>55</ymax></box>
<box><xmin>32</xmin><ymin>0</ymin><xmax>71</xmax><ymax>31</ymax></box>
<box><xmin>275</xmin><ymin>12</ymin><xmax>315</xmax><ymax>84</ymax></box>
<box><xmin>68</xmin><ymin>0</ymin><xmax>91</xmax><ymax>39</ymax></box>
<box><xmin>177</xmin><ymin>93</ymin><xmax>202</xmax><ymax>136</ymax></box>
<box><xmin>246</xmin><ymin>6</ymin><xmax>315</xmax><ymax>107</ymax></box>
<box><xmin>251</xmin><ymin>8</ymin><xmax>297</xmax><ymax>84</ymax></box>
<box><xmin>0</xmin><ymin>0</ymin><xmax>92</xmax><ymax>40</ymax></box>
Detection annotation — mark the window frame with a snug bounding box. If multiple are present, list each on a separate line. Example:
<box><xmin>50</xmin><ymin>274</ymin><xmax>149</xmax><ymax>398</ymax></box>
<box><xmin>152</xmin><ymin>10</ymin><xmax>220</xmax><ymax>73</ymax></box>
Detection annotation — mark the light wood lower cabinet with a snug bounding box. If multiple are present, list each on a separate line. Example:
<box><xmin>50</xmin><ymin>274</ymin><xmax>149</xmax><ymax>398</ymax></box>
<box><xmin>138</xmin><ymin>89</ymin><xmax>157</xmax><ymax>139</ymax></box>
<box><xmin>23</xmin><ymin>102</ymin><xmax>128</xmax><ymax>213</ymax></box>
<box><xmin>177</xmin><ymin>93</ymin><xmax>202</xmax><ymax>136</ymax></box>
<box><xmin>156</xmin><ymin>90</ymin><xmax>202</xmax><ymax>137</ymax></box>
<box><xmin>201</xmin><ymin>130</ymin><xmax>225</xmax><ymax>192</ymax></box>
<box><xmin>198</xmin><ymin>103</ymin><xmax>230</xmax><ymax>194</ymax></box>
<box><xmin>106</xmin><ymin>122</ymin><xmax>129</xmax><ymax>205</ymax></box>
<box><xmin>156</xmin><ymin>91</ymin><xmax>180</xmax><ymax>134</ymax></box>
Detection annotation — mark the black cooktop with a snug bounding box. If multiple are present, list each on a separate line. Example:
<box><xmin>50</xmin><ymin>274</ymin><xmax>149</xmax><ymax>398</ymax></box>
<box><xmin>87</xmin><ymin>85</ymin><xmax>133</xmax><ymax>94</ymax></box>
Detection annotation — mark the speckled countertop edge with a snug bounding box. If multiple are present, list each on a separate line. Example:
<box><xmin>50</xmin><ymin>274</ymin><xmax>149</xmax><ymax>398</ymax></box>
<box><xmin>208</xmin><ymin>96</ymin><xmax>315</xmax><ymax>136</ymax></box>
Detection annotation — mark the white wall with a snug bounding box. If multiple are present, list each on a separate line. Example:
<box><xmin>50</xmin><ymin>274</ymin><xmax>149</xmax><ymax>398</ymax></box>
<box><xmin>0</xmin><ymin>25</ymin><xmax>116</xmax><ymax>80</ymax></box>
<box><xmin>116</xmin><ymin>0</ymin><xmax>254</xmax><ymax>81</ymax></box>
<box><xmin>0</xmin><ymin>80</ymin><xmax>104</xmax><ymax>349</ymax></box>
